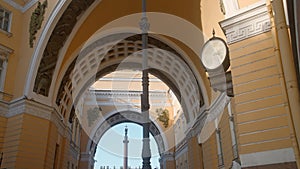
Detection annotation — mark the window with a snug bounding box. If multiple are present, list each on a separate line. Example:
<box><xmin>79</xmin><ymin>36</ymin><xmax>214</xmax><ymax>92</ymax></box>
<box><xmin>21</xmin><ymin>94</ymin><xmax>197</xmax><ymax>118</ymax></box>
<box><xmin>0</xmin><ymin>55</ymin><xmax>7</xmax><ymax>90</ymax></box>
<box><xmin>0</xmin><ymin>44</ymin><xmax>12</xmax><ymax>94</ymax></box>
<box><xmin>0</xmin><ymin>6</ymin><xmax>11</xmax><ymax>32</ymax></box>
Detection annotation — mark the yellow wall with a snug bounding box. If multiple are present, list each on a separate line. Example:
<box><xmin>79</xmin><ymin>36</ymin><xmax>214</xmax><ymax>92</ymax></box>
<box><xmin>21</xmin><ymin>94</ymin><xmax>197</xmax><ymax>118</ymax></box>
<box><xmin>15</xmin><ymin>114</ymin><xmax>49</xmax><ymax>168</ymax></box>
<box><xmin>219</xmin><ymin>108</ymin><xmax>234</xmax><ymax>168</ymax></box>
<box><xmin>0</xmin><ymin>116</ymin><xmax>6</xmax><ymax>153</ymax></box>
<box><xmin>0</xmin><ymin>2</ymin><xmax>23</xmax><ymax>97</ymax></box>
<box><xmin>201</xmin><ymin>0</ymin><xmax>225</xmax><ymax>40</ymax></box>
<box><xmin>176</xmin><ymin>151</ymin><xmax>188</xmax><ymax>169</ymax></box>
<box><xmin>44</xmin><ymin>122</ymin><xmax>59</xmax><ymax>169</ymax></box>
<box><xmin>238</xmin><ymin>0</ymin><xmax>261</xmax><ymax>9</ymax></box>
<box><xmin>2</xmin><ymin>114</ymin><xmax>23</xmax><ymax>168</ymax></box>
<box><xmin>230</xmin><ymin>32</ymin><xmax>293</xmax><ymax>154</ymax></box>
<box><xmin>0</xmin><ymin>0</ymin><xmax>59</xmax><ymax>99</ymax></box>
<box><xmin>0</xmin><ymin>111</ymin><xmax>74</xmax><ymax>169</ymax></box>
<box><xmin>2</xmin><ymin>114</ymin><xmax>50</xmax><ymax>168</ymax></box>
<box><xmin>188</xmin><ymin>136</ymin><xmax>204</xmax><ymax>169</ymax></box>
<box><xmin>202</xmin><ymin>131</ymin><xmax>218</xmax><ymax>169</ymax></box>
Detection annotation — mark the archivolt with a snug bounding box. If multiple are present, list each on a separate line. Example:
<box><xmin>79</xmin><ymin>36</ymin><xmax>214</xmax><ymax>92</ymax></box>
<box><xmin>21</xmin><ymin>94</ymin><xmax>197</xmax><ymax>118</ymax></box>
<box><xmin>87</xmin><ymin>110</ymin><xmax>166</xmax><ymax>155</ymax></box>
<box><xmin>55</xmin><ymin>33</ymin><xmax>204</xmax><ymax>125</ymax></box>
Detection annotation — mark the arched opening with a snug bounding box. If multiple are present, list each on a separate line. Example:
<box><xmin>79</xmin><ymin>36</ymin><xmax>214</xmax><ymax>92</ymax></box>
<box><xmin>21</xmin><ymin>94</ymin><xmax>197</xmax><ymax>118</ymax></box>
<box><xmin>94</xmin><ymin>122</ymin><xmax>160</xmax><ymax>169</ymax></box>
<box><xmin>73</xmin><ymin>69</ymin><xmax>182</xmax><ymax>168</ymax></box>
<box><xmin>56</xmin><ymin>33</ymin><xmax>206</xmax><ymax>126</ymax></box>
<box><xmin>26</xmin><ymin>2</ymin><xmax>210</xmax><ymax>168</ymax></box>
<box><xmin>50</xmin><ymin>31</ymin><xmax>210</xmax><ymax>168</ymax></box>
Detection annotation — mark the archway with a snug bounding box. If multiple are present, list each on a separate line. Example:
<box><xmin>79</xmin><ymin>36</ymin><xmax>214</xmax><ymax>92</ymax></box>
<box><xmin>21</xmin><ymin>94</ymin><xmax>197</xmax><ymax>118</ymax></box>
<box><xmin>24</xmin><ymin>2</ymin><xmax>212</xmax><ymax>168</ymax></box>
<box><xmin>94</xmin><ymin>122</ymin><xmax>161</xmax><ymax>168</ymax></box>
<box><xmin>84</xmin><ymin>110</ymin><xmax>168</xmax><ymax>155</ymax></box>
<box><xmin>55</xmin><ymin>33</ymin><xmax>206</xmax><ymax>127</ymax></box>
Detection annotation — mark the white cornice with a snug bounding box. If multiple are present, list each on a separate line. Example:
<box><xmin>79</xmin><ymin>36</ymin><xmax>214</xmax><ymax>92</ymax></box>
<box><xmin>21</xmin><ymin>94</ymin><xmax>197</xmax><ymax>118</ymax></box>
<box><xmin>2</xmin><ymin>97</ymin><xmax>67</xmax><ymax>135</ymax></box>
<box><xmin>219</xmin><ymin>1</ymin><xmax>271</xmax><ymax>44</ymax></box>
<box><xmin>240</xmin><ymin>148</ymin><xmax>296</xmax><ymax>167</ymax></box>
<box><xmin>7</xmin><ymin>97</ymin><xmax>53</xmax><ymax>119</ymax></box>
<box><xmin>3</xmin><ymin>0</ymin><xmax>38</xmax><ymax>13</ymax></box>
<box><xmin>0</xmin><ymin>101</ymin><xmax>9</xmax><ymax>117</ymax></box>
<box><xmin>206</xmin><ymin>92</ymin><xmax>231</xmax><ymax>122</ymax></box>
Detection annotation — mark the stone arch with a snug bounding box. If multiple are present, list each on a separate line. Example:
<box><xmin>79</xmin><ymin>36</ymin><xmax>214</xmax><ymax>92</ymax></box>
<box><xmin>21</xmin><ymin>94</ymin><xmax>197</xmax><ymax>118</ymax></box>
<box><xmin>55</xmin><ymin>33</ymin><xmax>206</xmax><ymax>125</ymax></box>
<box><xmin>86</xmin><ymin>110</ymin><xmax>168</xmax><ymax>157</ymax></box>
<box><xmin>26</xmin><ymin>0</ymin><xmax>204</xmax><ymax>103</ymax></box>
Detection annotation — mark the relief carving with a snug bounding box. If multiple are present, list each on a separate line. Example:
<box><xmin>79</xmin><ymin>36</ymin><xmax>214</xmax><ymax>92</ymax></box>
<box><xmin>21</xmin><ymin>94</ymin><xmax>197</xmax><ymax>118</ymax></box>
<box><xmin>29</xmin><ymin>0</ymin><xmax>48</xmax><ymax>48</ymax></box>
<box><xmin>33</xmin><ymin>0</ymin><xmax>96</xmax><ymax>96</ymax></box>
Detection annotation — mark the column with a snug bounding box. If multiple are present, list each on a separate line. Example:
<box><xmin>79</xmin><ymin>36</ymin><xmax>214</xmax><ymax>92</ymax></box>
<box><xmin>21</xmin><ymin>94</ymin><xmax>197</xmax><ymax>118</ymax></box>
<box><xmin>123</xmin><ymin>127</ymin><xmax>129</xmax><ymax>169</ymax></box>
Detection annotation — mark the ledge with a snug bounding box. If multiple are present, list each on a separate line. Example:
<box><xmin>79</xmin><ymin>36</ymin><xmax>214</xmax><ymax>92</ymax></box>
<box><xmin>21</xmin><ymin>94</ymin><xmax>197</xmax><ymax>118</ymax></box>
<box><xmin>3</xmin><ymin>0</ymin><xmax>38</xmax><ymax>13</ymax></box>
<box><xmin>219</xmin><ymin>2</ymin><xmax>271</xmax><ymax>44</ymax></box>
<box><xmin>0</xmin><ymin>29</ymin><xmax>12</xmax><ymax>38</ymax></box>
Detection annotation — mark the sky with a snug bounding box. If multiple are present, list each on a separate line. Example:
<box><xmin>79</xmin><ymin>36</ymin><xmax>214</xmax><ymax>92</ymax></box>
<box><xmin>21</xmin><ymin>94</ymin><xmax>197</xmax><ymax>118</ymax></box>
<box><xmin>94</xmin><ymin>122</ymin><xmax>160</xmax><ymax>169</ymax></box>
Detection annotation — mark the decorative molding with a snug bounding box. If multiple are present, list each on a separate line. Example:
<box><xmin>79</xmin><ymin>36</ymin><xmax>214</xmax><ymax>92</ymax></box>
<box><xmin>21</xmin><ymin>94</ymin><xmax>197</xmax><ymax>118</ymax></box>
<box><xmin>0</xmin><ymin>29</ymin><xmax>12</xmax><ymax>37</ymax></box>
<box><xmin>92</xmin><ymin>90</ymin><xmax>168</xmax><ymax>98</ymax></box>
<box><xmin>190</xmin><ymin>109</ymin><xmax>207</xmax><ymax>135</ymax></box>
<box><xmin>70</xmin><ymin>141</ymin><xmax>80</xmax><ymax>160</ymax></box>
<box><xmin>175</xmin><ymin>140</ymin><xmax>188</xmax><ymax>159</ymax></box>
<box><xmin>0</xmin><ymin>43</ymin><xmax>14</xmax><ymax>55</ymax></box>
<box><xmin>87</xmin><ymin>106</ymin><xmax>100</xmax><ymax>127</ymax></box>
<box><xmin>33</xmin><ymin>0</ymin><xmax>96</xmax><ymax>96</ymax></box>
<box><xmin>7</xmin><ymin>97</ymin><xmax>53</xmax><ymax>119</ymax></box>
<box><xmin>219</xmin><ymin>0</ymin><xmax>226</xmax><ymax>15</ymax></box>
<box><xmin>219</xmin><ymin>2</ymin><xmax>271</xmax><ymax>44</ymax></box>
<box><xmin>207</xmin><ymin>92</ymin><xmax>231</xmax><ymax>121</ymax></box>
<box><xmin>24</xmin><ymin>0</ymin><xmax>69</xmax><ymax>98</ymax></box>
<box><xmin>160</xmin><ymin>152</ymin><xmax>175</xmax><ymax>164</ymax></box>
<box><xmin>3</xmin><ymin>97</ymin><xmax>67</xmax><ymax>135</ymax></box>
<box><xmin>156</xmin><ymin>108</ymin><xmax>169</xmax><ymax>128</ymax></box>
<box><xmin>0</xmin><ymin>101</ymin><xmax>9</xmax><ymax>117</ymax></box>
<box><xmin>222</xmin><ymin>0</ymin><xmax>239</xmax><ymax>18</ymax></box>
<box><xmin>56</xmin><ymin>34</ymin><xmax>203</xmax><ymax>126</ymax></box>
<box><xmin>29</xmin><ymin>0</ymin><xmax>48</xmax><ymax>48</ymax></box>
<box><xmin>240</xmin><ymin>148</ymin><xmax>296</xmax><ymax>167</ymax></box>
<box><xmin>80</xmin><ymin>152</ymin><xmax>94</xmax><ymax>162</ymax></box>
<box><xmin>3</xmin><ymin>0</ymin><xmax>39</xmax><ymax>13</ymax></box>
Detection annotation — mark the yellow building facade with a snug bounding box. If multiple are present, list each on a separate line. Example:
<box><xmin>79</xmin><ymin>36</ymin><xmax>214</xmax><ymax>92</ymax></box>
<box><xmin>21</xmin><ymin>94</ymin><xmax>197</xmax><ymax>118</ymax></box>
<box><xmin>0</xmin><ymin>0</ymin><xmax>299</xmax><ymax>169</ymax></box>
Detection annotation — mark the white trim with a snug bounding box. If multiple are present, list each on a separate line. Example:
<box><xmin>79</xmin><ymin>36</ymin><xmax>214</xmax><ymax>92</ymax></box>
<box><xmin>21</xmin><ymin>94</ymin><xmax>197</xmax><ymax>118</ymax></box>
<box><xmin>0</xmin><ymin>44</ymin><xmax>13</xmax><ymax>54</ymax></box>
<box><xmin>6</xmin><ymin>97</ymin><xmax>52</xmax><ymax>119</ymax></box>
<box><xmin>294</xmin><ymin>0</ymin><xmax>300</xmax><ymax>76</ymax></box>
<box><xmin>0</xmin><ymin>59</ymin><xmax>8</xmax><ymax>91</ymax></box>
<box><xmin>223</xmin><ymin>0</ymin><xmax>239</xmax><ymax>18</ymax></box>
<box><xmin>0</xmin><ymin>44</ymin><xmax>12</xmax><ymax>92</ymax></box>
<box><xmin>240</xmin><ymin>148</ymin><xmax>296</xmax><ymax>167</ymax></box>
<box><xmin>174</xmin><ymin>143</ymin><xmax>188</xmax><ymax>160</ymax></box>
<box><xmin>98</xmin><ymin>77</ymin><xmax>162</xmax><ymax>82</ymax></box>
<box><xmin>47</xmin><ymin>0</ymin><xmax>102</xmax><ymax>103</ymax></box>
<box><xmin>4</xmin><ymin>97</ymin><xmax>67</xmax><ymax>135</ymax></box>
<box><xmin>220</xmin><ymin>1</ymin><xmax>271</xmax><ymax>44</ymax></box>
<box><xmin>3</xmin><ymin>0</ymin><xmax>38</xmax><ymax>13</ymax></box>
<box><xmin>45</xmin><ymin>0</ymin><xmax>107</xmax><ymax>105</ymax></box>
<box><xmin>24</xmin><ymin>0</ymin><xmax>69</xmax><ymax>102</ymax></box>
<box><xmin>0</xmin><ymin>101</ymin><xmax>8</xmax><ymax>117</ymax></box>
<box><xmin>207</xmin><ymin>92</ymin><xmax>231</xmax><ymax>121</ymax></box>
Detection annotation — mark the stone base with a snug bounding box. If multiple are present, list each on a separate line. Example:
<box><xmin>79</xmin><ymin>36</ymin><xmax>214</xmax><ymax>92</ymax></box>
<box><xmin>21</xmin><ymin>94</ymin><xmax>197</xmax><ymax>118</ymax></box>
<box><xmin>243</xmin><ymin>162</ymin><xmax>297</xmax><ymax>169</ymax></box>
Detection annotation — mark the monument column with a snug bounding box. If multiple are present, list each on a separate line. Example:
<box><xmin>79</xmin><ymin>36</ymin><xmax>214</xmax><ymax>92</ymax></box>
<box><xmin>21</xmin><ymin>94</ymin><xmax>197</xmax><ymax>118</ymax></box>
<box><xmin>123</xmin><ymin>126</ymin><xmax>129</xmax><ymax>169</ymax></box>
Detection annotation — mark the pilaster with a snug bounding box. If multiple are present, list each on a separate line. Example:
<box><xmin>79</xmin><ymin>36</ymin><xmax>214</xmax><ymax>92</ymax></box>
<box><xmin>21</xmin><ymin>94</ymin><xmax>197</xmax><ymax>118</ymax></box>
<box><xmin>0</xmin><ymin>98</ymin><xmax>71</xmax><ymax>169</ymax></box>
<box><xmin>160</xmin><ymin>152</ymin><xmax>175</xmax><ymax>169</ymax></box>
<box><xmin>220</xmin><ymin>1</ymin><xmax>298</xmax><ymax>168</ymax></box>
